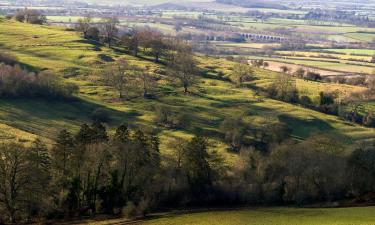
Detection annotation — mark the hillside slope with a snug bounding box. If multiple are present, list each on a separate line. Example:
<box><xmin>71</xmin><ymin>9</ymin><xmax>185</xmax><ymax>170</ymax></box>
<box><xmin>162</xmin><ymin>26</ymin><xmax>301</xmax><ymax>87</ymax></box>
<box><xmin>0</xmin><ymin>18</ymin><xmax>374</xmax><ymax>158</ymax></box>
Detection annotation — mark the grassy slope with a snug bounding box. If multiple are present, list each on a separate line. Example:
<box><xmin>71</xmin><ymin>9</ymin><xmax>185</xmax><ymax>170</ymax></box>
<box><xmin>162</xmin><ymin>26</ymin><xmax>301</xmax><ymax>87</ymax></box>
<box><xmin>73</xmin><ymin>207</ymin><xmax>375</xmax><ymax>225</ymax></box>
<box><xmin>0</xmin><ymin>19</ymin><xmax>374</xmax><ymax>156</ymax></box>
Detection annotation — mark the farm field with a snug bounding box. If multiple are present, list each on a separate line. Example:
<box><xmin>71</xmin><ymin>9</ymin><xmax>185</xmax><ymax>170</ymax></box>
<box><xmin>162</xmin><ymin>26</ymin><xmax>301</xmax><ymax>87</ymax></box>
<box><xmin>261</xmin><ymin>61</ymin><xmax>344</xmax><ymax>76</ymax></box>
<box><xmin>247</xmin><ymin>55</ymin><xmax>375</xmax><ymax>74</ymax></box>
<box><xmin>72</xmin><ymin>207</ymin><xmax>375</xmax><ymax>225</ymax></box>
<box><xmin>322</xmin><ymin>49</ymin><xmax>375</xmax><ymax>56</ymax></box>
<box><xmin>275</xmin><ymin>51</ymin><xmax>372</xmax><ymax>62</ymax></box>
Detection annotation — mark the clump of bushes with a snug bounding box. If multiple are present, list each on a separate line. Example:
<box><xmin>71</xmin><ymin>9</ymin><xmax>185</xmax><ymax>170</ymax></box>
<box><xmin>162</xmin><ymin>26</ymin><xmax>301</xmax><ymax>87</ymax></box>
<box><xmin>267</xmin><ymin>74</ymin><xmax>299</xmax><ymax>103</ymax></box>
<box><xmin>91</xmin><ymin>108</ymin><xmax>112</xmax><ymax>123</ymax></box>
<box><xmin>0</xmin><ymin>64</ymin><xmax>78</xmax><ymax>99</ymax></box>
<box><xmin>0</xmin><ymin>52</ymin><xmax>18</xmax><ymax>66</ymax></box>
<box><xmin>304</xmin><ymin>71</ymin><xmax>322</xmax><ymax>81</ymax></box>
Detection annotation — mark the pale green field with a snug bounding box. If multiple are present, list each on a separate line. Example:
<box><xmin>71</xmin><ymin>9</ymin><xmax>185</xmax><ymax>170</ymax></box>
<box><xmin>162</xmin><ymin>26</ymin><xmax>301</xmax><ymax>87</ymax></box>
<box><xmin>247</xmin><ymin>55</ymin><xmax>375</xmax><ymax>74</ymax></box>
<box><xmin>77</xmin><ymin>207</ymin><xmax>375</xmax><ymax>225</ymax></box>
<box><xmin>323</xmin><ymin>49</ymin><xmax>375</xmax><ymax>56</ymax></box>
<box><xmin>215</xmin><ymin>42</ymin><xmax>280</xmax><ymax>49</ymax></box>
<box><xmin>275</xmin><ymin>51</ymin><xmax>372</xmax><ymax>62</ymax></box>
<box><xmin>344</xmin><ymin>32</ymin><xmax>375</xmax><ymax>42</ymax></box>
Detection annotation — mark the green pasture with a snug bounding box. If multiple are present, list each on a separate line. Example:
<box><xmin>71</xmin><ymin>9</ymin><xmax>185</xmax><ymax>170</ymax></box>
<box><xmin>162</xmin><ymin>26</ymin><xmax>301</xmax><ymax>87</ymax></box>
<box><xmin>247</xmin><ymin>55</ymin><xmax>375</xmax><ymax>74</ymax></box>
<box><xmin>79</xmin><ymin>207</ymin><xmax>375</xmax><ymax>225</ymax></box>
<box><xmin>322</xmin><ymin>49</ymin><xmax>375</xmax><ymax>56</ymax></box>
<box><xmin>0</xmin><ymin>19</ymin><xmax>374</xmax><ymax>155</ymax></box>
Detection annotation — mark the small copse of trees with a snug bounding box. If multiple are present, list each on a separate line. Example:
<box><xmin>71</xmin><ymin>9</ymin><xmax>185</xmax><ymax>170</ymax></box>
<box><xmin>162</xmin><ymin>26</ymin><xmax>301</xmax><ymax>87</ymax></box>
<box><xmin>13</xmin><ymin>9</ymin><xmax>46</xmax><ymax>24</ymax></box>
<box><xmin>0</xmin><ymin>63</ymin><xmax>78</xmax><ymax>99</ymax></box>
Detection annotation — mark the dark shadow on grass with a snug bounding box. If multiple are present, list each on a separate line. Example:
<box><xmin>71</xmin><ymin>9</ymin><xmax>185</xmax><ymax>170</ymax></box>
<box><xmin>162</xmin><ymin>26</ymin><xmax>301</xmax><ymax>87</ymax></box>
<box><xmin>0</xmin><ymin>97</ymin><xmax>141</xmax><ymax>140</ymax></box>
<box><xmin>278</xmin><ymin>114</ymin><xmax>352</xmax><ymax>143</ymax></box>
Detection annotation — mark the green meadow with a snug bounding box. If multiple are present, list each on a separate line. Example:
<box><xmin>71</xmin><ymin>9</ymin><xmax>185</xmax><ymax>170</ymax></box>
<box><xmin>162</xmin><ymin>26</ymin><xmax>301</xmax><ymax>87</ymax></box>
<box><xmin>76</xmin><ymin>207</ymin><xmax>375</xmax><ymax>225</ymax></box>
<box><xmin>137</xmin><ymin>207</ymin><xmax>375</xmax><ymax>225</ymax></box>
<box><xmin>0</xmin><ymin>18</ymin><xmax>374</xmax><ymax>155</ymax></box>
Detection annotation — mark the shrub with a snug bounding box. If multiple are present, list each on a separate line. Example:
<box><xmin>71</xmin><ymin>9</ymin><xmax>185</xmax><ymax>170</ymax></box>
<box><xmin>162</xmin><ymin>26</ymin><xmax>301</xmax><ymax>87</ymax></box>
<box><xmin>319</xmin><ymin>92</ymin><xmax>335</xmax><ymax>106</ymax></box>
<box><xmin>304</xmin><ymin>71</ymin><xmax>322</xmax><ymax>81</ymax></box>
<box><xmin>299</xmin><ymin>95</ymin><xmax>312</xmax><ymax>106</ymax></box>
<box><xmin>363</xmin><ymin>113</ymin><xmax>375</xmax><ymax>127</ymax></box>
<box><xmin>0</xmin><ymin>53</ymin><xmax>18</xmax><ymax>66</ymax></box>
<box><xmin>171</xmin><ymin>113</ymin><xmax>191</xmax><ymax>129</ymax></box>
<box><xmin>347</xmin><ymin>146</ymin><xmax>375</xmax><ymax>195</ymax></box>
<box><xmin>136</xmin><ymin>198</ymin><xmax>150</xmax><ymax>217</ymax></box>
<box><xmin>122</xmin><ymin>201</ymin><xmax>137</xmax><ymax>219</ymax></box>
<box><xmin>86</xmin><ymin>27</ymin><xmax>100</xmax><ymax>41</ymax></box>
<box><xmin>220</xmin><ymin>116</ymin><xmax>247</xmax><ymax>151</ymax></box>
<box><xmin>154</xmin><ymin>104</ymin><xmax>172</xmax><ymax>125</ymax></box>
<box><xmin>267</xmin><ymin>74</ymin><xmax>299</xmax><ymax>103</ymax></box>
<box><xmin>13</xmin><ymin>9</ymin><xmax>46</xmax><ymax>24</ymax></box>
<box><xmin>91</xmin><ymin>108</ymin><xmax>111</xmax><ymax>123</ymax></box>
<box><xmin>0</xmin><ymin>64</ymin><xmax>78</xmax><ymax>99</ymax></box>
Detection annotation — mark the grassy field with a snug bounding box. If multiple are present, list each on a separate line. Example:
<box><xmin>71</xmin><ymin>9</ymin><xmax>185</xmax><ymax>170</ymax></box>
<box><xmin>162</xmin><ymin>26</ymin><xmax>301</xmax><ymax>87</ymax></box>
<box><xmin>247</xmin><ymin>55</ymin><xmax>375</xmax><ymax>74</ymax></box>
<box><xmin>73</xmin><ymin>207</ymin><xmax>375</xmax><ymax>225</ymax></box>
<box><xmin>322</xmin><ymin>49</ymin><xmax>375</xmax><ymax>56</ymax></box>
<box><xmin>275</xmin><ymin>51</ymin><xmax>372</xmax><ymax>62</ymax></box>
<box><xmin>0</xmin><ymin>18</ymin><xmax>374</xmax><ymax>156</ymax></box>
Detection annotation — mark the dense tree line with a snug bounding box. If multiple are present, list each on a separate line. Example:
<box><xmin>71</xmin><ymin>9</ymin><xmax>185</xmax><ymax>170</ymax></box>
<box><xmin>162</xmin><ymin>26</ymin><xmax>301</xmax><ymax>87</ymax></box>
<box><xmin>0</xmin><ymin>123</ymin><xmax>374</xmax><ymax>223</ymax></box>
<box><xmin>0</xmin><ymin>63</ymin><xmax>78</xmax><ymax>99</ymax></box>
<box><xmin>304</xmin><ymin>9</ymin><xmax>371</xmax><ymax>26</ymax></box>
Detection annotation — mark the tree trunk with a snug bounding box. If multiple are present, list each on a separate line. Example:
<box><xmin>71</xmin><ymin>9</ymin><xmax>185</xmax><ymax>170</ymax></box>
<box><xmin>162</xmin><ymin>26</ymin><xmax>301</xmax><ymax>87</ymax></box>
<box><xmin>143</xmin><ymin>89</ymin><xmax>148</xmax><ymax>98</ymax></box>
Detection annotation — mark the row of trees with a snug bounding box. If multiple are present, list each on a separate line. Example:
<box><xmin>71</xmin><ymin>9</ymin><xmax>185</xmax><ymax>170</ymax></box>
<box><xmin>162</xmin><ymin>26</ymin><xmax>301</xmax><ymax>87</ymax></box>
<box><xmin>1</xmin><ymin>123</ymin><xmax>374</xmax><ymax>223</ymax></box>
<box><xmin>75</xmin><ymin>16</ymin><xmax>119</xmax><ymax>48</ymax></box>
<box><xmin>75</xmin><ymin>15</ymin><xmax>169</xmax><ymax>63</ymax></box>
<box><xmin>0</xmin><ymin>123</ymin><xmax>220</xmax><ymax>223</ymax></box>
<box><xmin>100</xmin><ymin>40</ymin><xmax>197</xmax><ymax>98</ymax></box>
<box><xmin>0</xmin><ymin>63</ymin><xmax>78</xmax><ymax>99</ymax></box>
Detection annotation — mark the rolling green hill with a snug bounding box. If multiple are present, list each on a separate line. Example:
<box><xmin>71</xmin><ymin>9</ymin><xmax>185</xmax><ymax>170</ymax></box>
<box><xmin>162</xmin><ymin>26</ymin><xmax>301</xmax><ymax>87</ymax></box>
<box><xmin>0</xmin><ymin>18</ymin><xmax>374</xmax><ymax>159</ymax></box>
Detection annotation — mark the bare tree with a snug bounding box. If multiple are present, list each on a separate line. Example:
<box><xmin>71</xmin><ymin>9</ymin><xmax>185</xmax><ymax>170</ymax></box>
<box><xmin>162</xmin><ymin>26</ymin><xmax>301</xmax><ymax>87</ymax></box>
<box><xmin>149</xmin><ymin>33</ymin><xmax>167</xmax><ymax>63</ymax></box>
<box><xmin>100</xmin><ymin>17</ymin><xmax>119</xmax><ymax>47</ymax></box>
<box><xmin>133</xmin><ymin>66</ymin><xmax>158</xmax><ymax>97</ymax></box>
<box><xmin>121</xmin><ymin>29</ymin><xmax>141</xmax><ymax>57</ymax></box>
<box><xmin>168</xmin><ymin>49</ymin><xmax>197</xmax><ymax>94</ymax></box>
<box><xmin>76</xmin><ymin>15</ymin><xmax>92</xmax><ymax>38</ymax></box>
<box><xmin>102</xmin><ymin>59</ymin><xmax>133</xmax><ymax>99</ymax></box>
<box><xmin>0</xmin><ymin>143</ymin><xmax>29</xmax><ymax>223</ymax></box>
